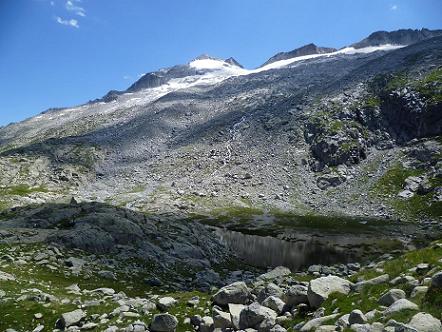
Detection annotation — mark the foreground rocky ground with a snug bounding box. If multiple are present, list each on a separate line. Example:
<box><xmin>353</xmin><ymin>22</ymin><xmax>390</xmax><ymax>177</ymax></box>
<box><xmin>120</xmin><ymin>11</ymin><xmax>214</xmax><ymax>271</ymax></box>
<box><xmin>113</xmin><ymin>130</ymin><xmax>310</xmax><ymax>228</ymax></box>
<box><xmin>1</xmin><ymin>238</ymin><xmax>441</xmax><ymax>331</ymax></box>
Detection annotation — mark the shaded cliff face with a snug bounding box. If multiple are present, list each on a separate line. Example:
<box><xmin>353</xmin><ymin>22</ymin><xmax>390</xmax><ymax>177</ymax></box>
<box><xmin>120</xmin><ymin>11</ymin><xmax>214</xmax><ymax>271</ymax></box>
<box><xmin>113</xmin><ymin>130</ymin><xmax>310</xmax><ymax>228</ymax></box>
<box><xmin>0</xmin><ymin>31</ymin><xmax>441</xmax><ymax>222</ymax></box>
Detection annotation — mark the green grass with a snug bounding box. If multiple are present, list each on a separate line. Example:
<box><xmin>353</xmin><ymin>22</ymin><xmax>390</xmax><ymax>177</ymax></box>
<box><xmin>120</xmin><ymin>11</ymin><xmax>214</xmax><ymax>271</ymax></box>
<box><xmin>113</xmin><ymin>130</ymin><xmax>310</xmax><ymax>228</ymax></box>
<box><xmin>322</xmin><ymin>240</ymin><xmax>442</xmax><ymax>322</ymax></box>
<box><xmin>362</xmin><ymin>95</ymin><xmax>381</xmax><ymax>109</ymax></box>
<box><xmin>415</xmin><ymin>67</ymin><xmax>442</xmax><ymax>105</ymax></box>
<box><xmin>371</xmin><ymin>162</ymin><xmax>442</xmax><ymax>220</ymax></box>
<box><xmin>0</xmin><ymin>184</ymin><xmax>48</xmax><ymax>197</ymax></box>
<box><xmin>369</xmin><ymin>68</ymin><xmax>441</xmax><ymax>106</ymax></box>
<box><xmin>0</xmin><ymin>243</ymin><xmax>215</xmax><ymax>332</ymax></box>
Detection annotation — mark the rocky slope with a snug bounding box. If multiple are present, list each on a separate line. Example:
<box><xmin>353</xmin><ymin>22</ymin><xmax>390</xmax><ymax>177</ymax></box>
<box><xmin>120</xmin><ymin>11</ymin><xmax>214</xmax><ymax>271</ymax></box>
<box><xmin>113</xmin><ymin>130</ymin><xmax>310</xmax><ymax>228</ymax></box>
<box><xmin>1</xmin><ymin>238</ymin><xmax>442</xmax><ymax>331</ymax></box>
<box><xmin>0</xmin><ymin>29</ymin><xmax>440</xmax><ymax>222</ymax></box>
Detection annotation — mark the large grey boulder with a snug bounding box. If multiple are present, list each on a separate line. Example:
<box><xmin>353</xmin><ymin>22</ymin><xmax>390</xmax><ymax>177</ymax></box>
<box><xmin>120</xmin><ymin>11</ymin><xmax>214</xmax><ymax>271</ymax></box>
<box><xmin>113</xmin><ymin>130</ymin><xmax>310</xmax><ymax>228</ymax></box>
<box><xmin>408</xmin><ymin>312</ymin><xmax>442</xmax><ymax>332</ymax></box>
<box><xmin>157</xmin><ymin>297</ymin><xmax>177</xmax><ymax>311</ymax></box>
<box><xmin>213</xmin><ymin>307</ymin><xmax>233</xmax><ymax>329</ymax></box>
<box><xmin>348</xmin><ymin>310</ymin><xmax>367</xmax><ymax>325</ymax></box>
<box><xmin>384</xmin><ymin>299</ymin><xmax>419</xmax><ymax>315</ymax></box>
<box><xmin>385</xmin><ymin>319</ymin><xmax>418</xmax><ymax>332</ymax></box>
<box><xmin>430</xmin><ymin>271</ymin><xmax>442</xmax><ymax>288</ymax></box>
<box><xmin>229</xmin><ymin>303</ymin><xmax>246</xmax><ymax>329</ymax></box>
<box><xmin>410</xmin><ymin>286</ymin><xmax>428</xmax><ymax>299</ymax></box>
<box><xmin>257</xmin><ymin>266</ymin><xmax>291</xmax><ymax>281</ymax></box>
<box><xmin>56</xmin><ymin>309</ymin><xmax>86</xmax><ymax>329</ymax></box>
<box><xmin>337</xmin><ymin>313</ymin><xmax>350</xmax><ymax>328</ymax></box>
<box><xmin>239</xmin><ymin>302</ymin><xmax>277</xmax><ymax>332</ymax></box>
<box><xmin>256</xmin><ymin>283</ymin><xmax>284</xmax><ymax>303</ymax></box>
<box><xmin>300</xmin><ymin>313</ymin><xmax>340</xmax><ymax>331</ymax></box>
<box><xmin>150</xmin><ymin>313</ymin><xmax>178</xmax><ymax>332</ymax></box>
<box><xmin>353</xmin><ymin>274</ymin><xmax>389</xmax><ymax>291</ymax></box>
<box><xmin>213</xmin><ymin>281</ymin><xmax>251</xmax><ymax>306</ymax></box>
<box><xmin>307</xmin><ymin>276</ymin><xmax>352</xmax><ymax>307</ymax></box>
<box><xmin>284</xmin><ymin>285</ymin><xmax>308</xmax><ymax>306</ymax></box>
<box><xmin>378</xmin><ymin>289</ymin><xmax>406</xmax><ymax>306</ymax></box>
<box><xmin>349</xmin><ymin>323</ymin><xmax>372</xmax><ymax>332</ymax></box>
<box><xmin>262</xmin><ymin>296</ymin><xmax>285</xmax><ymax>314</ymax></box>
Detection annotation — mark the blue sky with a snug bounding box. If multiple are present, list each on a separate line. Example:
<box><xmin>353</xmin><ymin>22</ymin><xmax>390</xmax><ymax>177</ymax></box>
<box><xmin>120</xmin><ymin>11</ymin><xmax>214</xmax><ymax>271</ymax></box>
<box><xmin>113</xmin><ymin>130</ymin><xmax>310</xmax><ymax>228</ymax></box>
<box><xmin>0</xmin><ymin>0</ymin><xmax>441</xmax><ymax>126</ymax></box>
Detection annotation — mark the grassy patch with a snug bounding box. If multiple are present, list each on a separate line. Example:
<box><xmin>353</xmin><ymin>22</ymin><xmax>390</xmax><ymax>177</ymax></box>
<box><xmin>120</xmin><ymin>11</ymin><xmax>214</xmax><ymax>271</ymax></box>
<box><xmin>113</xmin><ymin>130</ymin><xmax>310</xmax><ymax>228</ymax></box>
<box><xmin>323</xmin><ymin>240</ymin><xmax>442</xmax><ymax>322</ymax></box>
<box><xmin>415</xmin><ymin>67</ymin><xmax>442</xmax><ymax>105</ymax></box>
<box><xmin>371</xmin><ymin>162</ymin><xmax>442</xmax><ymax>220</ymax></box>
<box><xmin>0</xmin><ymin>184</ymin><xmax>48</xmax><ymax>197</ymax></box>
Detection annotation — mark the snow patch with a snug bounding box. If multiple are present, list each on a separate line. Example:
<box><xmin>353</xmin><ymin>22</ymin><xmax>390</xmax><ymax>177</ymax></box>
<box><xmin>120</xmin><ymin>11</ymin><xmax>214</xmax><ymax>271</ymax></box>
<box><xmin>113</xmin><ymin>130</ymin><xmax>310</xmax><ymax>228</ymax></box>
<box><xmin>254</xmin><ymin>44</ymin><xmax>406</xmax><ymax>72</ymax></box>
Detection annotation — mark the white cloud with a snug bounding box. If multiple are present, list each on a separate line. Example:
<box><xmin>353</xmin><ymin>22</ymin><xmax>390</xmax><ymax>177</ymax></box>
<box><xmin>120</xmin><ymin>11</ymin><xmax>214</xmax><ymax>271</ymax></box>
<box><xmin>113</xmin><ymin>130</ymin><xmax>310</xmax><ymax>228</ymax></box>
<box><xmin>390</xmin><ymin>4</ymin><xmax>398</xmax><ymax>10</ymax></box>
<box><xmin>50</xmin><ymin>1</ymin><xmax>55</xmax><ymax>6</ymax></box>
<box><xmin>65</xmin><ymin>0</ymin><xmax>86</xmax><ymax>17</ymax></box>
<box><xmin>123</xmin><ymin>75</ymin><xmax>133</xmax><ymax>80</ymax></box>
<box><xmin>55</xmin><ymin>16</ymin><xmax>79</xmax><ymax>28</ymax></box>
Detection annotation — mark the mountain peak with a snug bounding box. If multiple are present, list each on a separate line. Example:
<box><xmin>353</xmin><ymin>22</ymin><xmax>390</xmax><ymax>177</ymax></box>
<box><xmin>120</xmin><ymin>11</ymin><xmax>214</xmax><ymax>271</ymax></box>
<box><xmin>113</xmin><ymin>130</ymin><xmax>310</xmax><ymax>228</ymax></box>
<box><xmin>225</xmin><ymin>57</ymin><xmax>243</xmax><ymax>68</ymax></box>
<box><xmin>261</xmin><ymin>43</ymin><xmax>337</xmax><ymax>67</ymax></box>
<box><xmin>193</xmin><ymin>54</ymin><xmax>219</xmax><ymax>61</ymax></box>
<box><xmin>351</xmin><ymin>28</ymin><xmax>442</xmax><ymax>49</ymax></box>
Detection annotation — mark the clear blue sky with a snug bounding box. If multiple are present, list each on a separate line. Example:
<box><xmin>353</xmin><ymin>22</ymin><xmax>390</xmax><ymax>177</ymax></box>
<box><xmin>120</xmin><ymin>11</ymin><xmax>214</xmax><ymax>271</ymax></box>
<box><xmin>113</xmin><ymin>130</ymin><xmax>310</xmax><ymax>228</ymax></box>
<box><xmin>1</xmin><ymin>0</ymin><xmax>441</xmax><ymax>126</ymax></box>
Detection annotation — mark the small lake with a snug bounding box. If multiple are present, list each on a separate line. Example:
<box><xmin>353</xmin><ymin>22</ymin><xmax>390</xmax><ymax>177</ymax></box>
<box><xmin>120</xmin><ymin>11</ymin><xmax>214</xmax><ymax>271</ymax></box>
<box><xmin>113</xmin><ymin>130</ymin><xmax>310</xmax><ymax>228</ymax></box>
<box><xmin>206</xmin><ymin>213</ymin><xmax>412</xmax><ymax>271</ymax></box>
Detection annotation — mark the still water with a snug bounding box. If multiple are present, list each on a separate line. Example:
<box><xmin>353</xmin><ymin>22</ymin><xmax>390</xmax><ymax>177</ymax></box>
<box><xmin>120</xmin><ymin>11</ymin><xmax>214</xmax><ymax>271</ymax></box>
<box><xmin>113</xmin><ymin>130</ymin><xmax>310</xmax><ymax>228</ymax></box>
<box><xmin>215</xmin><ymin>227</ymin><xmax>397</xmax><ymax>271</ymax></box>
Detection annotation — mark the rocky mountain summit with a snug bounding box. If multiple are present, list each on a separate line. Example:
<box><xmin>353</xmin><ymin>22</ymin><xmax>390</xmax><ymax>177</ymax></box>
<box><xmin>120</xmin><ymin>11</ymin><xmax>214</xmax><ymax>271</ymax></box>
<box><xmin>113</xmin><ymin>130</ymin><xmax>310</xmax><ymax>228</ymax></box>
<box><xmin>350</xmin><ymin>28</ymin><xmax>442</xmax><ymax>49</ymax></box>
<box><xmin>0</xmin><ymin>28</ymin><xmax>441</xmax><ymax>331</ymax></box>
<box><xmin>261</xmin><ymin>44</ymin><xmax>337</xmax><ymax>67</ymax></box>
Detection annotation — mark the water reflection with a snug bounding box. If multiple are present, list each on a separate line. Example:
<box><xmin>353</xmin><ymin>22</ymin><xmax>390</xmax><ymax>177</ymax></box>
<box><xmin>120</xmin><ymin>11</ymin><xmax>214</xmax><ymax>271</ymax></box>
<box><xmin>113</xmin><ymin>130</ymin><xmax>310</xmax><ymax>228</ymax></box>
<box><xmin>216</xmin><ymin>228</ymin><xmax>372</xmax><ymax>270</ymax></box>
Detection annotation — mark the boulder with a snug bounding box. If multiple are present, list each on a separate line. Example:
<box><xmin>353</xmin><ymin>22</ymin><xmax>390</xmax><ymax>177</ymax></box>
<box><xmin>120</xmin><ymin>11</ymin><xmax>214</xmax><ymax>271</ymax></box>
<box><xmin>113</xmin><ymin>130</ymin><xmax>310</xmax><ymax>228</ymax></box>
<box><xmin>337</xmin><ymin>313</ymin><xmax>350</xmax><ymax>328</ymax></box>
<box><xmin>98</xmin><ymin>270</ymin><xmax>116</xmax><ymax>280</ymax></box>
<box><xmin>257</xmin><ymin>266</ymin><xmax>291</xmax><ymax>281</ymax></box>
<box><xmin>430</xmin><ymin>271</ymin><xmax>442</xmax><ymax>288</ymax></box>
<box><xmin>199</xmin><ymin>316</ymin><xmax>214</xmax><ymax>332</ymax></box>
<box><xmin>269</xmin><ymin>324</ymin><xmax>287</xmax><ymax>332</ymax></box>
<box><xmin>300</xmin><ymin>314</ymin><xmax>340</xmax><ymax>331</ymax></box>
<box><xmin>378</xmin><ymin>289</ymin><xmax>406</xmax><ymax>306</ymax></box>
<box><xmin>56</xmin><ymin>309</ymin><xmax>86</xmax><ymax>329</ymax></box>
<box><xmin>385</xmin><ymin>319</ymin><xmax>418</xmax><ymax>332</ymax></box>
<box><xmin>257</xmin><ymin>283</ymin><xmax>284</xmax><ymax>303</ymax></box>
<box><xmin>0</xmin><ymin>271</ymin><xmax>15</xmax><ymax>281</ymax></box>
<box><xmin>349</xmin><ymin>323</ymin><xmax>372</xmax><ymax>332</ymax></box>
<box><xmin>410</xmin><ymin>286</ymin><xmax>428</xmax><ymax>299</ymax></box>
<box><xmin>213</xmin><ymin>308</ymin><xmax>233</xmax><ymax>329</ymax></box>
<box><xmin>315</xmin><ymin>325</ymin><xmax>338</xmax><ymax>332</ymax></box>
<box><xmin>284</xmin><ymin>285</ymin><xmax>308</xmax><ymax>306</ymax></box>
<box><xmin>307</xmin><ymin>276</ymin><xmax>352</xmax><ymax>307</ymax></box>
<box><xmin>408</xmin><ymin>312</ymin><xmax>442</xmax><ymax>332</ymax></box>
<box><xmin>157</xmin><ymin>297</ymin><xmax>177</xmax><ymax>311</ymax></box>
<box><xmin>348</xmin><ymin>310</ymin><xmax>367</xmax><ymax>325</ymax></box>
<box><xmin>239</xmin><ymin>302</ymin><xmax>277</xmax><ymax>332</ymax></box>
<box><xmin>213</xmin><ymin>281</ymin><xmax>251</xmax><ymax>306</ymax></box>
<box><xmin>353</xmin><ymin>274</ymin><xmax>389</xmax><ymax>291</ymax></box>
<box><xmin>262</xmin><ymin>296</ymin><xmax>285</xmax><ymax>314</ymax></box>
<box><xmin>229</xmin><ymin>303</ymin><xmax>246</xmax><ymax>329</ymax></box>
<box><xmin>150</xmin><ymin>313</ymin><xmax>178</xmax><ymax>332</ymax></box>
<box><xmin>384</xmin><ymin>299</ymin><xmax>419</xmax><ymax>315</ymax></box>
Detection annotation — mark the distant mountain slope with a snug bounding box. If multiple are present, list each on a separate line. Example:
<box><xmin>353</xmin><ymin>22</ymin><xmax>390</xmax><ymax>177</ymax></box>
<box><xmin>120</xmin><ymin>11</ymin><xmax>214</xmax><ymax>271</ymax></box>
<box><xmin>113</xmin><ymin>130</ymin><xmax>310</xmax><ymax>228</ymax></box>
<box><xmin>0</xmin><ymin>29</ymin><xmax>441</xmax><ymax>222</ymax></box>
